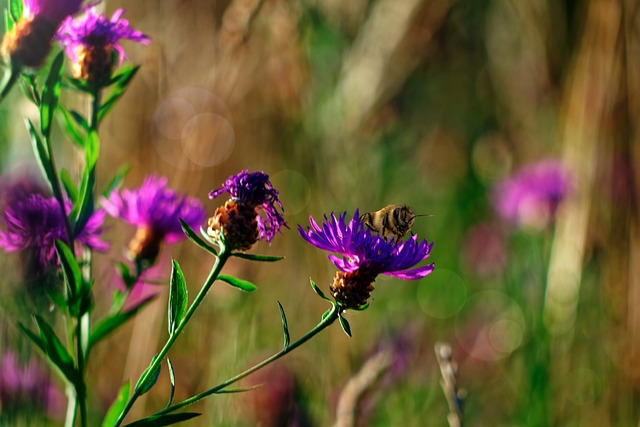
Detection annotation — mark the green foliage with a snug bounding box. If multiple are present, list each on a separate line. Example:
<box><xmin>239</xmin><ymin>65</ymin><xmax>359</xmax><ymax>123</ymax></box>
<box><xmin>135</xmin><ymin>355</ymin><xmax>161</xmax><ymax>396</ymax></box>
<box><xmin>168</xmin><ymin>260</ymin><xmax>188</xmax><ymax>335</ymax></box>
<box><xmin>40</xmin><ymin>52</ymin><xmax>64</xmax><ymax>139</ymax></box>
<box><xmin>103</xmin><ymin>382</ymin><xmax>131</xmax><ymax>427</ymax></box>
<box><xmin>123</xmin><ymin>412</ymin><xmax>201</xmax><ymax>427</ymax></box>
<box><xmin>231</xmin><ymin>252</ymin><xmax>284</xmax><ymax>262</ymax></box>
<box><xmin>218</xmin><ymin>274</ymin><xmax>257</xmax><ymax>292</ymax></box>
<box><xmin>277</xmin><ymin>302</ymin><xmax>290</xmax><ymax>350</ymax></box>
<box><xmin>180</xmin><ymin>219</ymin><xmax>218</xmax><ymax>256</ymax></box>
<box><xmin>99</xmin><ymin>65</ymin><xmax>140</xmax><ymax>122</ymax></box>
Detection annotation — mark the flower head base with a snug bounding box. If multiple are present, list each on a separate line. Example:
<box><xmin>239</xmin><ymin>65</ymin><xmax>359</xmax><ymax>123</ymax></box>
<box><xmin>208</xmin><ymin>170</ymin><xmax>286</xmax><ymax>250</ymax></box>
<box><xmin>299</xmin><ymin>211</ymin><xmax>434</xmax><ymax>310</ymax></box>
<box><xmin>493</xmin><ymin>159</ymin><xmax>571</xmax><ymax>230</ymax></box>
<box><xmin>1</xmin><ymin>0</ymin><xmax>82</xmax><ymax>68</ymax></box>
<box><xmin>0</xmin><ymin>193</ymin><xmax>108</xmax><ymax>275</ymax></box>
<box><xmin>57</xmin><ymin>7</ymin><xmax>149</xmax><ymax>86</ymax></box>
<box><xmin>101</xmin><ymin>175</ymin><xmax>206</xmax><ymax>266</ymax></box>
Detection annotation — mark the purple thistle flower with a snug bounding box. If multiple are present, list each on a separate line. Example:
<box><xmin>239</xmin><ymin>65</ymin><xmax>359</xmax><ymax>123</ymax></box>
<box><xmin>101</xmin><ymin>175</ymin><xmax>206</xmax><ymax>264</ymax></box>
<box><xmin>1</xmin><ymin>0</ymin><xmax>82</xmax><ymax>68</ymax></box>
<box><xmin>208</xmin><ymin>170</ymin><xmax>286</xmax><ymax>249</ymax></box>
<box><xmin>493</xmin><ymin>159</ymin><xmax>571</xmax><ymax>230</ymax></box>
<box><xmin>56</xmin><ymin>7</ymin><xmax>149</xmax><ymax>84</ymax></box>
<box><xmin>298</xmin><ymin>210</ymin><xmax>434</xmax><ymax>309</ymax></box>
<box><xmin>0</xmin><ymin>194</ymin><xmax>108</xmax><ymax>275</ymax></box>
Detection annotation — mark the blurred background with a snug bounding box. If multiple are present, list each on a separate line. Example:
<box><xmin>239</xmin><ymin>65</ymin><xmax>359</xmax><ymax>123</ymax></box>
<box><xmin>1</xmin><ymin>0</ymin><xmax>639</xmax><ymax>425</ymax></box>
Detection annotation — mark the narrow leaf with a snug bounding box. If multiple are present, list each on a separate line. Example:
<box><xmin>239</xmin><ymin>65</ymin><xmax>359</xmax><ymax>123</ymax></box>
<box><xmin>55</xmin><ymin>240</ymin><xmax>83</xmax><ymax>299</ymax></box>
<box><xmin>102</xmin><ymin>382</ymin><xmax>131</xmax><ymax>427</ymax></box>
<box><xmin>168</xmin><ymin>260</ymin><xmax>187</xmax><ymax>335</ymax></box>
<box><xmin>180</xmin><ymin>219</ymin><xmax>217</xmax><ymax>256</ymax></box>
<box><xmin>338</xmin><ymin>314</ymin><xmax>352</xmax><ymax>337</ymax></box>
<box><xmin>135</xmin><ymin>356</ymin><xmax>161</xmax><ymax>395</ymax></box>
<box><xmin>26</xmin><ymin>119</ymin><xmax>56</xmax><ymax>187</ymax></box>
<box><xmin>231</xmin><ymin>252</ymin><xmax>284</xmax><ymax>262</ymax></box>
<box><xmin>166</xmin><ymin>359</ymin><xmax>175</xmax><ymax>408</ymax></box>
<box><xmin>72</xmin><ymin>163</ymin><xmax>95</xmax><ymax>236</ymax></box>
<box><xmin>213</xmin><ymin>385</ymin><xmax>262</xmax><ymax>394</ymax></box>
<box><xmin>69</xmin><ymin>110</ymin><xmax>90</xmax><ymax>132</ymax></box>
<box><xmin>90</xmin><ymin>296</ymin><xmax>155</xmax><ymax>347</ymax></box>
<box><xmin>34</xmin><ymin>315</ymin><xmax>78</xmax><ymax>383</ymax></box>
<box><xmin>17</xmin><ymin>322</ymin><xmax>46</xmax><ymax>354</ymax></box>
<box><xmin>60</xmin><ymin>169</ymin><xmax>79</xmax><ymax>202</ymax></box>
<box><xmin>9</xmin><ymin>0</ymin><xmax>23</xmax><ymax>25</ymax></box>
<box><xmin>40</xmin><ymin>51</ymin><xmax>64</xmax><ymax>139</ymax></box>
<box><xmin>123</xmin><ymin>412</ymin><xmax>200</xmax><ymax>427</ymax></box>
<box><xmin>20</xmin><ymin>74</ymin><xmax>40</xmax><ymax>105</ymax></box>
<box><xmin>99</xmin><ymin>65</ymin><xmax>140</xmax><ymax>122</ymax></box>
<box><xmin>102</xmin><ymin>164</ymin><xmax>130</xmax><ymax>197</ymax></box>
<box><xmin>218</xmin><ymin>275</ymin><xmax>257</xmax><ymax>292</ymax></box>
<box><xmin>58</xmin><ymin>108</ymin><xmax>86</xmax><ymax>146</ymax></box>
<box><xmin>5</xmin><ymin>10</ymin><xmax>13</xmax><ymax>32</ymax></box>
<box><xmin>277</xmin><ymin>302</ymin><xmax>290</xmax><ymax>350</ymax></box>
<box><xmin>310</xmin><ymin>279</ymin><xmax>331</xmax><ymax>301</ymax></box>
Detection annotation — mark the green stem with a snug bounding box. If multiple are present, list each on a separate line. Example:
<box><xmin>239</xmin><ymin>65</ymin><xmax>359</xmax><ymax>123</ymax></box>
<box><xmin>63</xmin><ymin>383</ymin><xmax>77</xmax><ymax>427</ymax></box>
<box><xmin>154</xmin><ymin>304</ymin><xmax>340</xmax><ymax>416</ymax></box>
<box><xmin>114</xmin><ymin>246</ymin><xmax>231</xmax><ymax>426</ymax></box>
<box><xmin>75</xmin><ymin>314</ymin><xmax>88</xmax><ymax>427</ymax></box>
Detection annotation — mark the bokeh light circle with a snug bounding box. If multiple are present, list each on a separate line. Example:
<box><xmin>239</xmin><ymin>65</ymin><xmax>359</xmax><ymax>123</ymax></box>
<box><xmin>180</xmin><ymin>113</ymin><xmax>235</xmax><ymax>167</ymax></box>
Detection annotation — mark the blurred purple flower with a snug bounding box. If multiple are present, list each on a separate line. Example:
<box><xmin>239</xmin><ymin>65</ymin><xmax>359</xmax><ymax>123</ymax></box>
<box><xmin>298</xmin><ymin>211</ymin><xmax>434</xmax><ymax>309</ymax></box>
<box><xmin>1</xmin><ymin>0</ymin><xmax>83</xmax><ymax>68</ymax></box>
<box><xmin>57</xmin><ymin>7</ymin><xmax>149</xmax><ymax>84</ymax></box>
<box><xmin>0</xmin><ymin>351</ymin><xmax>63</xmax><ymax>416</ymax></box>
<box><xmin>101</xmin><ymin>175</ymin><xmax>206</xmax><ymax>264</ymax></box>
<box><xmin>0</xmin><ymin>193</ymin><xmax>108</xmax><ymax>275</ymax></box>
<box><xmin>493</xmin><ymin>159</ymin><xmax>571</xmax><ymax>230</ymax></box>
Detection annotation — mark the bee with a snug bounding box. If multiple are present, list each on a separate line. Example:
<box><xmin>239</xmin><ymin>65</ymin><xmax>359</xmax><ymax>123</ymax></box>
<box><xmin>359</xmin><ymin>205</ymin><xmax>430</xmax><ymax>243</ymax></box>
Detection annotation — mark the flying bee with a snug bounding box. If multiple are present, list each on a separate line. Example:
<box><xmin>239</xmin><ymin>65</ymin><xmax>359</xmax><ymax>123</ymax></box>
<box><xmin>359</xmin><ymin>205</ymin><xmax>431</xmax><ymax>243</ymax></box>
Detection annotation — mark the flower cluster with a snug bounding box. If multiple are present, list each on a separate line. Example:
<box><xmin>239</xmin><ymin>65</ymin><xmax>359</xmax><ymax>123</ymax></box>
<box><xmin>101</xmin><ymin>175</ymin><xmax>206</xmax><ymax>265</ymax></box>
<box><xmin>208</xmin><ymin>170</ymin><xmax>286</xmax><ymax>250</ymax></box>
<box><xmin>0</xmin><ymin>193</ymin><xmax>108</xmax><ymax>275</ymax></box>
<box><xmin>57</xmin><ymin>7</ymin><xmax>149</xmax><ymax>86</ymax></box>
<box><xmin>1</xmin><ymin>0</ymin><xmax>82</xmax><ymax>67</ymax></box>
<box><xmin>298</xmin><ymin>210</ymin><xmax>434</xmax><ymax>309</ymax></box>
<box><xmin>493</xmin><ymin>159</ymin><xmax>571</xmax><ymax>230</ymax></box>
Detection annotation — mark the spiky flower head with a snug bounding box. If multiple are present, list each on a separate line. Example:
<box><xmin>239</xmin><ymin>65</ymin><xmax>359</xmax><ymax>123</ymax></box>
<box><xmin>1</xmin><ymin>0</ymin><xmax>83</xmax><ymax>67</ymax></box>
<box><xmin>298</xmin><ymin>210</ymin><xmax>434</xmax><ymax>310</ymax></box>
<box><xmin>208</xmin><ymin>170</ymin><xmax>286</xmax><ymax>250</ymax></box>
<box><xmin>56</xmin><ymin>7</ymin><xmax>149</xmax><ymax>86</ymax></box>
<box><xmin>0</xmin><ymin>193</ymin><xmax>108</xmax><ymax>275</ymax></box>
<box><xmin>493</xmin><ymin>159</ymin><xmax>571</xmax><ymax>230</ymax></box>
<box><xmin>101</xmin><ymin>175</ymin><xmax>206</xmax><ymax>265</ymax></box>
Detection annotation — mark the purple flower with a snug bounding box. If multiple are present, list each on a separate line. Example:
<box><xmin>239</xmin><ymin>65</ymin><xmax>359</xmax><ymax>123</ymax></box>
<box><xmin>298</xmin><ymin>210</ymin><xmax>434</xmax><ymax>309</ymax></box>
<box><xmin>493</xmin><ymin>159</ymin><xmax>571</xmax><ymax>230</ymax></box>
<box><xmin>0</xmin><ymin>351</ymin><xmax>63</xmax><ymax>416</ymax></box>
<box><xmin>208</xmin><ymin>170</ymin><xmax>286</xmax><ymax>249</ymax></box>
<box><xmin>0</xmin><ymin>193</ymin><xmax>108</xmax><ymax>275</ymax></box>
<box><xmin>101</xmin><ymin>175</ymin><xmax>206</xmax><ymax>264</ymax></box>
<box><xmin>24</xmin><ymin>0</ymin><xmax>83</xmax><ymax>26</ymax></box>
<box><xmin>1</xmin><ymin>0</ymin><xmax>82</xmax><ymax>68</ymax></box>
<box><xmin>56</xmin><ymin>7</ymin><xmax>149</xmax><ymax>84</ymax></box>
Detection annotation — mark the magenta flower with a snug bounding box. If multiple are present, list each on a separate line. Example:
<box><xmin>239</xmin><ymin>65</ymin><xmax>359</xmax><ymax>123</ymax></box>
<box><xmin>57</xmin><ymin>7</ymin><xmax>149</xmax><ymax>84</ymax></box>
<box><xmin>1</xmin><ymin>0</ymin><xmax>83</xmax><ymax>68</ymax></box>
<box><xmin>208</xmin><ymin>170</ymin><xmax>286</xmax><ymax>250</ymax></box>
<box><xmin>0</xmin><ymin>194</ymin><xmax>108</xmax><ymax>275</ymax></box>
<box><xmin>493</xmin><ymin>159</ymin><xmax>571</xmax><ymax>230</ymax></box>
<box><xmin>101</xmin><ymin>175</ymin><xmax>206</xmax><ymax>264</ymax></box>
<box><xmin>298</xmin><ymin>210</ymin><xmax>434</xmax><ymax>309</ymax></box>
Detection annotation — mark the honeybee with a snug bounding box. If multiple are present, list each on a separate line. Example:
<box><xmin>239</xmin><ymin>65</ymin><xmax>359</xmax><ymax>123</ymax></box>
<box><xmin>359</xmin><ymin>205</ymin><xmax>430</xmax><ymax>243</ymax></box>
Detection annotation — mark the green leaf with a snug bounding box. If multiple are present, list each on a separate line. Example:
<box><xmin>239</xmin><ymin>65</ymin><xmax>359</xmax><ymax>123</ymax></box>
<box><xmin>123</xmin><ymin>412</ymin><xmax>200</xmax><ymax>427</ymax></box>
<box><xmin>84</xmin><ymin>129</ymin><xmax>100</xmax><ymax>169</ymax></box>
<box><xmin>8</xmin><ymin>0</ymin><xmax>23</xmax><ymax>25</ymax></box>
<box><xmin>55</xmin><ymin>240</ymin><xmax>83</xmax><ymax>299</ymax></box>
<box><xmin>168</xmin><ymin>260</ymin><xmax>187</xmax><ymax>335</ymax></box>
<box><xmin>26</xmin><ymin>119</ymin><xmax>56</xmax><ymax>188</ymax></box>
<box><xmin>98</xmin><ymin>65</ymin><xmax>140</xmax><ymax>122</ymax></box>
<box><xmin>20</xmin><ymin>74</ymin><xmax>40</xmax><ymax>105</ymax></box>
<box><xmin>33</xmin><ymin>315</ymin><xmax>78</xmax><ymax>383</ymax></box>
<box><xmin>310</xmin><ymin>279</ymin><xmax>331</xmax><ymax>301</ymax></box>
<box><xmin>213</xmin><ymin>385</ymin><xmax>261</xmax><ymax>394</ymax></box>
<box><xmin>102</xmin><ymin>164</ymin><xmax>130</xmax><ymax>197</ymax></box>
<box><xmin>102</xmin><ymin>382</ymin><xmax>131</xmax><ymax>427</ymax></box>
<box><xmin>64</xmin><ymin>76</ymin><xmax>92</xmax><ymax>93</ymax></box>
<box><xmin>135</xmin><ymin>355</ymin><xmax>161</xmax><ymax>395</ymax></box>
<box><xmin>40</xmin><ymin>51</ymin><xmax>64</xmax><ymax>139</ymax></box>
<box><xmin>72</xmin><ymin>157</ymin><xmax>96</xmax><ymax>236</ymax></box>
<box><xmin>90</xmin><ymin>296</ymin><xmax>155</xmax><ymax>348</ymax></box>
<box><xmin>218</xmin><ymin>275</ymin><xmax>257</xmax><ymax>292</ymax></box>
<box><xmin>231</xmin><ymin>252</ymin><xmax>284</xmax><ymax>262</ymax></box>
<box><xmin>277</xmin><ymin>302</ymin><xmax>290</xmax><ymax>350</ymax></box>
<box><xmin>69</xmin><ymin>109</ymin><xmax>90</xmax><ymax>132</ymax></box>
<box><xmin>180</xmin><ymin>219</ymin><xmax>218</xmax><ymax>257</ymax></box>
<box><xmin>58</xmin><ymin>108</ymin><xmax>86</xmax><ymax>146</ymax></box>
<box><xmin>338</xmin><ymin>314</ymin><xmax>352</xmax><ymax>337</ymax></box>
<box><xmin>166</xmin><ymin>359</ymin><xmax>175</xmax><ymax>408</ymax></box>
<box><xmin>60</xmin><ymin>168</ymin><xmax>79</xmax><ymax>202</ymax></box>
<box><xmin>17</xmin><ymin>322</ymin><xmax>46</xmax><ymax>354</ymax></box>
